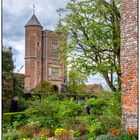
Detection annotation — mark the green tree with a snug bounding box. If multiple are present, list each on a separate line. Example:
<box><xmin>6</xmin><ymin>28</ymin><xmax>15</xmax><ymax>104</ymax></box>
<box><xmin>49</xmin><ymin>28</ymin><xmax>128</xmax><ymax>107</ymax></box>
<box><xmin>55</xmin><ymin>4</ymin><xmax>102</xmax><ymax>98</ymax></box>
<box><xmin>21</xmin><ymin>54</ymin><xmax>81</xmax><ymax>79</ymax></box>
<box><xmin>57</xmin><ymin>0</ymin><xmax>120</xmax><ymax>91</ymax></box>
<box><xmin>2</xmin><ymin>47</ymin><xmax>14</xmax><ymax>112</ymax></box>
<box><xmin>67</xmin><ymin>70</ymin><xmax>87</xmax><ymax>94</ymax></box>
<box><xmin>13</xmin><ymin>73</ymin><xmax>24</xmax><ymax>96</ymax></box>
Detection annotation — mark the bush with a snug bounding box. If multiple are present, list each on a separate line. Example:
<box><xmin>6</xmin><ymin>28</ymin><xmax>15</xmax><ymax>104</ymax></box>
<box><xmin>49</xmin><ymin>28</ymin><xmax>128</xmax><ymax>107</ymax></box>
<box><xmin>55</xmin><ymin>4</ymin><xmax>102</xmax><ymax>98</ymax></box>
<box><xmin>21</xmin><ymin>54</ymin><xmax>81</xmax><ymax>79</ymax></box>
<box><xmin>121</xmin><ymin>133</ymin><xmax>138</xmax><ymax>140</ymax></box>
<box><xmin>18</xmin><ymin>97</ymin><xmax>28</xmax><ymax>111</ymax></box>
<box><xmin>34</xmin><ymin>80</ymin><xmax>54</xmax><ymax>94</ymax></box>
<box><xmin>17</xmin><ymin>125</ymin><xmax>38</xmax><ymax>137</ymax></box>
<box><xmin>55</xmin><ymin>128</ymin><xmax>74</xmax><ymax>140</ymax></box>
<box><xmin>2</xmin><ymin>129</ymin><xmax>27</xmax><ymax>140</ymax></box>
<box><xmin>3</xmin><ymin>112</ymin><xmax>26</xmax><ymax>126</ymax></box>
<box><xmin>85</xmin><ymin>92</ymin><xmax>121</xmax><ymax>136</ymax></box>
<box><xmin>95</xmin><ymin>115</ymin><xmax>121</xmax><ymax>135</ymax></box>
<box><xmin>24</xmin><ymin>96</ymin><xmax>60</xmax><ymax>130</ymax></box>
<box><xmin>57</xmin><ymin>99</ymin><xmax>82</xmax><ymax>119</ymax></box>
<box><xmin>95</xmin><ymin>134</ymin><xmax>120</xmax><ymax>140</ymax></box>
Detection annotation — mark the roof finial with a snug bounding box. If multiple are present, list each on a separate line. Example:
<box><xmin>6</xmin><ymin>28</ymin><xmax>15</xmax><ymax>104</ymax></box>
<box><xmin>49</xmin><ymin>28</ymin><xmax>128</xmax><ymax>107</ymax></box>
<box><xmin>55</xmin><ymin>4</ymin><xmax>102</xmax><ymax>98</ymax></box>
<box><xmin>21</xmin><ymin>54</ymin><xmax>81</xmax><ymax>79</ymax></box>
<box><xmin>33</xmin><ymin>4</ymin><xmax>35</xmax><ymax>15</ymax></box>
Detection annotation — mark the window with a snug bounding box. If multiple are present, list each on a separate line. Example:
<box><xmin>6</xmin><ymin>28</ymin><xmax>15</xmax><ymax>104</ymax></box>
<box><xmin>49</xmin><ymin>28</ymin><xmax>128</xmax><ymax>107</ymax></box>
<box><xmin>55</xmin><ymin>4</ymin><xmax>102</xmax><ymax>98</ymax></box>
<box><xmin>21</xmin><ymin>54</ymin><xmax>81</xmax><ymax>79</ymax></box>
<box><xmin>37</xmin><ymin>42</ymin><xmax>40</xmax><ymax>47</ymax></box>
<box><xmin>51</xmin><ymin>67</ymin><xmax>59</xmax><ymax>77</ymax></box>
<box><xmin>52</xmin><ymin>39</ymin><xmax>58</xmax><ymax>49</ymax></box>
<box><xmin>36</xmin><ymin>41</ymin><xmax>40</xmax><ymax>48</ymax></box>
<box><xmin>51</xmin><ymin>52</ymin><xmax>59</xmax><ymax>59</ymax></box>
<box><xmin>52</xmin><ymin>39</ymin><xmax>58</xmax><ymax>45</ymax></box>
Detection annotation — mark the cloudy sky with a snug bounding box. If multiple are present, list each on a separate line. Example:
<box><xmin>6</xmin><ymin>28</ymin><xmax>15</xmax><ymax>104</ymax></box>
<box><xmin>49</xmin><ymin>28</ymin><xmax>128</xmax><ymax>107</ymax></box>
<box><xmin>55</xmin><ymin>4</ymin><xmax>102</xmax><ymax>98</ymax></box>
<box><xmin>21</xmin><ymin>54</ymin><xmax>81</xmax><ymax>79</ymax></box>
<box><xmin>3</xmin><ymin>0</ymin><xmax>109</xmax><ymax>90</ymax></box>
<box><xmin>3</xmin><ymin>0</ymin><xmax>70</xmax><ymax>72</ymax></box>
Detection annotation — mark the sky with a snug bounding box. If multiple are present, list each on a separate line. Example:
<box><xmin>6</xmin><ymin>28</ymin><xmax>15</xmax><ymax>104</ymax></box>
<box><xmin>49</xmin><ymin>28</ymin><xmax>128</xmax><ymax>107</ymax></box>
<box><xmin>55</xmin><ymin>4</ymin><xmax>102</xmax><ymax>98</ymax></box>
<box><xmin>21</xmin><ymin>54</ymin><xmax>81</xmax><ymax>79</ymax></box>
<box><xmin>3</xmin><ymin>0</ymin><xmax>110</xmax><ymax>90</ymax></box>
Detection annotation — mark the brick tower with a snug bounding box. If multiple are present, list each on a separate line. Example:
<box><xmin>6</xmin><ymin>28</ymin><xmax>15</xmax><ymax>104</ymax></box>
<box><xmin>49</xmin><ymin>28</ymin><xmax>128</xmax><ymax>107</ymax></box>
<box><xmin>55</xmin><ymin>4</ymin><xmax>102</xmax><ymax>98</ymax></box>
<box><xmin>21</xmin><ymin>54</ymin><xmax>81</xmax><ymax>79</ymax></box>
<box><xmin>121</xmin><ymin>0</ymin><xmax>138</xmax><ymax>132</ymax></box>
<box><xmin>24</xmin><ymin>14</ymin><xmax>67</xmax><ymax>92</ymax></box>
<box><xmin>25</xmin><ymin>14</ymin><xmax>43</xmax><ymax>91</ymax></box>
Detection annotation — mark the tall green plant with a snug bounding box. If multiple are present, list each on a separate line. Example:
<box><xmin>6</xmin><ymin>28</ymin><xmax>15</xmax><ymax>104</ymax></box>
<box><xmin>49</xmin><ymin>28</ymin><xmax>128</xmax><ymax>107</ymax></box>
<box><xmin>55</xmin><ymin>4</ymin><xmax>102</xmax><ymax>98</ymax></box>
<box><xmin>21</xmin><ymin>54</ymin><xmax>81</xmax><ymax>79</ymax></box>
<box><xmin>2</xmin><ymin>47</ymin><xmax>14</xmax><ymax>112</ymax></box>
<box><xmin>57</xmin><ymin>0</ymin><xmax>120</xmax><ymax>91</ymax></box>
<box><xmin>67</xmin><ymin>70</ymin><xmax>87</xmax><ymax>94</ymax></box>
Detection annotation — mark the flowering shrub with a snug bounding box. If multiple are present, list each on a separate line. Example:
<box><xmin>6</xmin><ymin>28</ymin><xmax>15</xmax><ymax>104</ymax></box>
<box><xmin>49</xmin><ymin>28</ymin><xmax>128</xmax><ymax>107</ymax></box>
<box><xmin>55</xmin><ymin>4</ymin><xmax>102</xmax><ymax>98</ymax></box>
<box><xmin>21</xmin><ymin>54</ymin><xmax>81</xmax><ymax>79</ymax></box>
<box><xmin>17</xmin><ymin>125</ymin><xmax>38</xmax><ymax>137</ymax></box>
<box><xmin>39</xmin><ymin>128</ymin><xmax>52</xmax><ymax>139</ymax></box>
<box><xmin>77</xmin><ymin>124</ymin><xmax>89</xmax><ymax>136</ymax></box>
<box><xmin>127</xmin><ymin>128</ymin><xmax>137</xmax><ymax>136</ymax></box>
<box><xmin>110</xmin><ymin>128</ymin><xmax>120</xmax><ymax>136</ymax></box>
<box><xmin>55</xmin><ymin>128</ymin><xmax>66</xmax><ymax>137</ymax></box>
<box><xmin>55</xmin><ymin>128</ymin><xmax>74</xmax><ymax>140</ymax></box>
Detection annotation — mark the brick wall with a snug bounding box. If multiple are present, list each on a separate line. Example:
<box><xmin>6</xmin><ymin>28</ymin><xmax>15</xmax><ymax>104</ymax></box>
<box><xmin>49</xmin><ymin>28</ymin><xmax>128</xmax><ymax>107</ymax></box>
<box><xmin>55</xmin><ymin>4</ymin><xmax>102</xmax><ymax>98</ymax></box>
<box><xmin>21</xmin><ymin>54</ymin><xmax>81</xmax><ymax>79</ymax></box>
<box><xmin>121</xmin><ymin>0</ymin><xmax>138</xmax><ymax>132</ymax></box>
<box><xmin>42</xmin><ymin>30</ymin><xmax>66</xmax><ymax>91</ymax></box>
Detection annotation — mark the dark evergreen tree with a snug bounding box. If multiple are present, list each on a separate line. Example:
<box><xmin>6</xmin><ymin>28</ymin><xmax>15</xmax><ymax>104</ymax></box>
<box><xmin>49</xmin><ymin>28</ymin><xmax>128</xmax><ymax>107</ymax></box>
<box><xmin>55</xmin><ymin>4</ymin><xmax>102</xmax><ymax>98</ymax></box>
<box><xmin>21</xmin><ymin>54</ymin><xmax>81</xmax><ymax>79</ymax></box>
<box><xmin>2</xmin><ymin>47</ymin><xmax>14</xmax><ymax>112</ymax></box>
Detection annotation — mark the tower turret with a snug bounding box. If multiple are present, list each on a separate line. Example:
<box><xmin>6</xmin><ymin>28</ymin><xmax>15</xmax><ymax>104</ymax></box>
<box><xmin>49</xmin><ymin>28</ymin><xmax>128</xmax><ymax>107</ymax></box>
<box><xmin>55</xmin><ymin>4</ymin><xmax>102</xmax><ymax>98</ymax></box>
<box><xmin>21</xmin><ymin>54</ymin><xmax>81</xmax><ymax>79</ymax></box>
<box><xmin>24</xmin><ymin>14</ymin><xmax>43</xmax><ymax>91</ymax></box>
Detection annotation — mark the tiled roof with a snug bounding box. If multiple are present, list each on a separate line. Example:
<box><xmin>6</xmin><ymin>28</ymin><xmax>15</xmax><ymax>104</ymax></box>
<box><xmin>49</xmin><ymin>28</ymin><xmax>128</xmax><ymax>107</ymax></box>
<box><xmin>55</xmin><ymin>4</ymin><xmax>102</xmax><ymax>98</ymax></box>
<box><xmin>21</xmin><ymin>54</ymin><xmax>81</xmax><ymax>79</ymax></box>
<box><xmin>25</xmin><ymin>14</ymin><xmax>42</xmax><ymax>28</ymax></box>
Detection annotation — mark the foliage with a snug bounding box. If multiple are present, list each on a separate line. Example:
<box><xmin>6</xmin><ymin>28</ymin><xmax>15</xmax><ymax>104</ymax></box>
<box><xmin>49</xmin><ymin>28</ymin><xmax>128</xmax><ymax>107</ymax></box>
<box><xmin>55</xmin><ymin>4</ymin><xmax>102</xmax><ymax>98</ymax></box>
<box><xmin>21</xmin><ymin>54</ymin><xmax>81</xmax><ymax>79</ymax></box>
<box><xmin>13</xmin><ymin>73</ymin><xmax>24</xmax><ymax>97</ymax></box>
<box><xmin>2</xmin><ymin>47</ymin><xmax>14</xmax><ymax>112</ymax></box>
<box><xmin>95</xmin><ymin>134</ymin><xmax>120</xmax><ymax>140</ymax></box>
<box><xmin>121</xmin><ymin>133</ymin><xmax>138</xmax><ymax>140</ymax></box>
<box><xmin>58</xmin><ymin>99</ymin><xmax>82</xmax><ymax>119</ymax></box>
<box><xmin>17</xmin><ymin>125</ymin><xmax>38</xmax><ymax>138</ymax></box>
<box><xmin>95</xmin><ymin>132</ymin><xmax>138</xmax><ymax>140</ymax></box>
<box><xmin>84</xmin><ymin>92</ymin><xmax>121</xmax><ymax>136</ymax></box>
<box><xmin>110</xmin><ymin>128</ymin><xmax>120</xmax><ymax>136</ymax></box>
<box><xmin>95</xmin><ymin>116</ymin><xmax>120</xmax><ymax>135</ymax></box>
<box><xmin>77</xmin><ymin>123</ymin><xmax>89</xmax><ymax>136</ymax></box>
<box><xmin>18</xmin><ymin>97</ymin><xmax>29</xmax><ymax>111</ymax></box>
<box><xmin>86</xmin><ymin>92</ymin><xmax>121</xmax><ymax>117</ymax></box>
<box><xmin>67</xmin><ymin>70</ymin><xmax>87</xmax><ymax>94</ymax></box>
<box><xmin>39</xmin><ymin>128</ymin><xmax>53</xmax><ymax>138</ymax></box>
<box><xmin>57</xmin><ymin>0</ymin><xmax>121</xmax><ymax>91</ymax></box>
<box><xmin>2</xmin><ymin>130</ymin><xmax>25</xmax><ymax>140</ymax></box>
<box><xmin>55</xmin><ymin>128</ymin><xmax>74</xmax><ymax>140</ymax></box>
<box><xmin>24</xmin><ymin>95</ymin><xmax>60</xmax><ymax>129</ymax></box>
<box><xmin>34</xmin><ymin>80</ymin><xmax>54</xmax><ymax>94</ymax></box>
<box><xmin>3</xmin><ymin>112</ymin><xmax>26</xmax><ymax>125</ymax></box>
<box><xmin>2</xmin><ymin>47</ymin><xmax>25</xmax><ymax>113</ymax></box>
<box><xmin>25</xmin><ymin>95</ymin><xmax>84</xmax><ymax>131</ymax></box>
<box><xmin>2</xmin><ymin>92</ymin><xmax>121</xmax><ymax>139</ymax></box>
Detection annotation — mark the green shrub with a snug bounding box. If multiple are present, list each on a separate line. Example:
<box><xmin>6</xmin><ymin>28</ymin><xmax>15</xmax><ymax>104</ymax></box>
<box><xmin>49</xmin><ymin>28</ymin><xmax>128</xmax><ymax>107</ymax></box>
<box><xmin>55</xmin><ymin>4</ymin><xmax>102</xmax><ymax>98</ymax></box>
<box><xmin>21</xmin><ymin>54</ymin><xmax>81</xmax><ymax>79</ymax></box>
<box><xmin>3</xmin><ymin>112</ymin><xmax>26</xmax><ymax>125</ymax></box>
<box><xmin>3</xmin><ymin>131</ymin><xmax>17</xmax><ymax>140</ymax></box>
<box><xmin>34</xmin><ymin>80</ymin><xmax>54</xmax><ymax>94</ymax></box>
<box><xmin>94</xmin><ymin>115</ymin><xmax>121</xmax><ymax>135</ymax></box>
<box><xmin>24</xmin><ymin>95</ymin><xmax>85</xmax><ymax>131</ymax></box>
<box><xmin>57</xmin><ymin>99</ymin><xmax>82</xmax><ymax>119</ymax></box>
<box><xmin>95</xmin><ymin>134</ymin><xmax>120</xmax><ymax>140</ymax></box>
<box><xmin>121</xmin><ymin>133</ymin><xmax>138</xmax><ymax>140</ymax></box>
<box><xmin>18</xmin><ymin>97</ymin><xmax>28</xmax><ymax>111</ymax></box>
<box><xmin>2</xmin><ymin>129</ymin><xmax>26</xmax><ymax>140</ymax></box>
<box><xmin>84</xmin><ymin>92</ymin><xmax>121</xmax><ymax>137</ymax></box>
<box><xmin>24</xmin><ymin>95</ymin><xmax>61</xmax><ymax>129</ymax></box>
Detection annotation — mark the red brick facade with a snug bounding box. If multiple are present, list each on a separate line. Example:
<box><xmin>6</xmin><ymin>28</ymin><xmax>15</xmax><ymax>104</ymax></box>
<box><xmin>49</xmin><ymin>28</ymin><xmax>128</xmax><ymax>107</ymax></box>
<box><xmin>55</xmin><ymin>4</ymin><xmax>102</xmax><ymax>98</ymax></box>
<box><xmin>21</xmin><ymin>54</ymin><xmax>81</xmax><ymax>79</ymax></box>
<box><xmin>121</xmin><ymin>0</ymin><xmax>138</xmax><ymax>132</ymax></box>
<box><xmin>25</xmin><ymin>15</ymin><xmax>67</xmax><ymax>92</ymax></box>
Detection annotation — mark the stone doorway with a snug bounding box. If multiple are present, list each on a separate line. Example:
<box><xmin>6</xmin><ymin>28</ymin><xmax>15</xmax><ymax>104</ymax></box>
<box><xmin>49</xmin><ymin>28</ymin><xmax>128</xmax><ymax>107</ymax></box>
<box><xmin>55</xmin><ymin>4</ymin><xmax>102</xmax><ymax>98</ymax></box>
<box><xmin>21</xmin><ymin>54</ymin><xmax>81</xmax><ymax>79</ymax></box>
<box><xmin>53</xmin><ymin>85</ymin><xmax>59</xmax><ymax>92</ymax></box>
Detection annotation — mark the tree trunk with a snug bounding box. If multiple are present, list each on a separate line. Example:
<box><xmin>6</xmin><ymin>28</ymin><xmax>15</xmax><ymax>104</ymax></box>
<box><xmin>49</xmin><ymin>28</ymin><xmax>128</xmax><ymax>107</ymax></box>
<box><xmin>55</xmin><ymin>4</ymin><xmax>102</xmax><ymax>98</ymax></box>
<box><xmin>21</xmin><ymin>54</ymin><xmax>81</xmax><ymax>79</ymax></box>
<box><xmin>103</xmin><ymin>72</ymin><xmax>116</xmax><ymax>92</ymax></box>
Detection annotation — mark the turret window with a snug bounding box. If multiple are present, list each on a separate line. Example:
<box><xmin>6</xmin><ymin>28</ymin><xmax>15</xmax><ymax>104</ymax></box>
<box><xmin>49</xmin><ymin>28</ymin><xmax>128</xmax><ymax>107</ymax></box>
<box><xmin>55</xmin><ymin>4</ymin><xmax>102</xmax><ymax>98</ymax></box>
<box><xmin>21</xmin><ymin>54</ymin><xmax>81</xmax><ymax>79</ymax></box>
<box><xmin>37</xmin><ymin>41</ymin><xmax>40</xmax><ymax>47</ymax></box>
